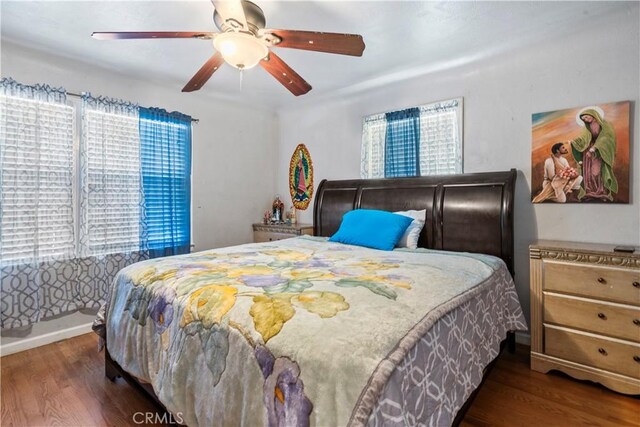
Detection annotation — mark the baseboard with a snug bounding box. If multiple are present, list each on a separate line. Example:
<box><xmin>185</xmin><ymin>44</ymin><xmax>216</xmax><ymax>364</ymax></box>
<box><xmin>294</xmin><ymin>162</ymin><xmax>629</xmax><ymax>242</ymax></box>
<box><xmin>0</xmin><ymin>322</ymin><xmax>94</xmax><ymax>356</ymax></box>
<box><xmin>515</xmin><ymin>331</ymin><xmax>531</xmax><ymax>346</ymax></box>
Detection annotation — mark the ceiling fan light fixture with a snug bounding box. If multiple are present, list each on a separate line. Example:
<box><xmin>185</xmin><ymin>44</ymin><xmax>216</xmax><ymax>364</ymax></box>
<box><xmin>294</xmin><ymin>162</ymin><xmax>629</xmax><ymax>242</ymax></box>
<box><xmin>213</xmin><ymin>32</ymin><xmax>268</xmax><ymax>70</ymax></box>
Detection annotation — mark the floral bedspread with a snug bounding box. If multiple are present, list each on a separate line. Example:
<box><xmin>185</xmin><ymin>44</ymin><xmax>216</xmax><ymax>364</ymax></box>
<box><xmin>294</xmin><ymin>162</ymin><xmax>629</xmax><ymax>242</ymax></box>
<box><xmin>105</xmin><ymin>236</ymin><xmax>525</xmax><ymax>426</ymax></box>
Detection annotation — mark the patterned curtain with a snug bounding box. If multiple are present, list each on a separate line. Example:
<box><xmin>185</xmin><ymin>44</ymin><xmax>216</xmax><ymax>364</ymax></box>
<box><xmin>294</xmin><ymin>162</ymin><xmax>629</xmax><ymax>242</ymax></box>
<box><xmin>384</xmin><ymin>107</ymin><xmax>421</xmax><ymax>177</ymax></box>
<box><xmin>0</xmin><ymin>78</ymin><xmax>77</xmax><ymax>328</ymax></box>
<box><xmin>139</xmin><ymin>107</ymin><xmax>192</xmax><ymax>258</ymax></box>
<box><xmin>78</xmin><ymin>94</ymin><xmax>148</xmax><ymax>309</ymax></box>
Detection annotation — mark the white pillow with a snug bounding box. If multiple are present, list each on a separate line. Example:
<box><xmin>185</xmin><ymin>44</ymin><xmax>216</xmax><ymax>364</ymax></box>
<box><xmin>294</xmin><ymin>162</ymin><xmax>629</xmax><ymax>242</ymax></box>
<box><xmin>394</xmin><ymin>210</ymin><xmax>426</xmax><ymax>249</ymax></box>
<box><xmin>395</xmin><ymin>209</ymin><xmax>426</xmax><ymax>221</ymax></box>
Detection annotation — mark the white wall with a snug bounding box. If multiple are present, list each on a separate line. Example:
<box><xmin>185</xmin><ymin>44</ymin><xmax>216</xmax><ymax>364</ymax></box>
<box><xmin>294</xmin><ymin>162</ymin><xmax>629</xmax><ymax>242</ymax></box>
<box><xmin>1</xmin><ymin>40</ymin><xmax>279</xmax><ymax>350</ymax></box>
<box><xmin>275</xmin><ymin>8</ymin><xmax>640</xmax><ymax>327</ymax></box>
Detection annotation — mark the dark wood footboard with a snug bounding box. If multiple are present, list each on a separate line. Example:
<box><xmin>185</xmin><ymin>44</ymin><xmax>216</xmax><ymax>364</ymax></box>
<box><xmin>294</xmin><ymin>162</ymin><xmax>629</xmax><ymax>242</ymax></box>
<box><xmin>507</xmin><ymin>330</ymin><xmax>516</xmax><ymax>354</ymax></box>
<box><xmin>105</xmin><ymin>349</ymin><xmax>121</xmax><ymax>382</ymax></box>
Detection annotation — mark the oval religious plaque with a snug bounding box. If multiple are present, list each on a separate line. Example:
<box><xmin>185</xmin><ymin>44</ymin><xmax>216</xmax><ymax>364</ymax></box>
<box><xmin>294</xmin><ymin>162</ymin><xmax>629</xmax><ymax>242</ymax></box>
<box><xmin>289</xmin><ymin>144</ymin><xmax>314</xmax><ymax>210</ymax></box>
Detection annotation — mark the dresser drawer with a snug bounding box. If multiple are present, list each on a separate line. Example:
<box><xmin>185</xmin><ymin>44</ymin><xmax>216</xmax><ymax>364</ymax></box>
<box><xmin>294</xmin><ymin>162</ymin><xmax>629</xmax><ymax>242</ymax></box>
<box><xmin>254</xmin><ymin>231</ymin><xmax>296</xmax><ymax>243</ymax></box>
<box><xmin>545</xmin><ymin>325</ymin><xmax>640</xmax><ymax>379</ymax></box>
<box><xmin>544</xmin><ymin>262</ymin><xmax>640</xmax><ymax>305</ymax></box>
<box><xmin>544</xmin><ymin>293</ymin><xmax>640</xmax><ymax>342</ymax></box>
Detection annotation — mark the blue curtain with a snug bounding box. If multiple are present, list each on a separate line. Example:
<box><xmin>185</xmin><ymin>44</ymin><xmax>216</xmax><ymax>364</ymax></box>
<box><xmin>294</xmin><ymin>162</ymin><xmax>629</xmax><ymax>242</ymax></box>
<box><xmin>139</xmin><ymin>107</ymin><xmax>192</xmax><ymax>258</ymax></box>
<box><xmin>384</xmin><ymin>107</ymin><xmax>421</xmax><ymax>177</ymax></box>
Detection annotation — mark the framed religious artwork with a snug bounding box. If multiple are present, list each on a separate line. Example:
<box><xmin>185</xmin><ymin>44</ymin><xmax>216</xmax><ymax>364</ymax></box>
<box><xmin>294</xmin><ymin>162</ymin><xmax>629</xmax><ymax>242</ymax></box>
<box><xmin>531</xmin><ymin>101</ymin><xmax>630</xmax><ymax>204</ymax></box>
<box><xmin>289</xmin><ymin>144</ymin><xmax>314</xmax><ymax>210</ymax></box>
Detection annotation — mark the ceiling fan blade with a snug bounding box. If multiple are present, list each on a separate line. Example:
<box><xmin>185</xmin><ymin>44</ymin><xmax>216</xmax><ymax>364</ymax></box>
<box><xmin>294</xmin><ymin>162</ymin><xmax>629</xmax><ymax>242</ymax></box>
<box><xmin>211</xmin><ymin>0</ymin><xmax>249</xmax><ymax>32</ymax></box>
<box><xmin>182</xmin><ymin>52</ymin><xmax>225</xmax><ymax>93</ymax></box>
<box><xmin>266</xmin><ymin>30</ymin><xmax>365</xmax><ymax>57</ymax></box>
<box><xmin>260</xmin><ymin>51</ymin><xmax>312</xmax><ymax>96</ymax></box>
<box><xmin>92</xmin><ymin>32</ymin><xmax>217</xmax><ymax>40</ymax></box>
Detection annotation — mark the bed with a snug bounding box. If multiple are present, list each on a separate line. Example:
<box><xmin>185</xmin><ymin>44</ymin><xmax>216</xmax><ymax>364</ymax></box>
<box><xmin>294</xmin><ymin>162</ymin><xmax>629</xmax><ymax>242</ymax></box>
<box><xmin>99</xmin><ymin>169</ymin><xmax>527</xmax><ymax>426</ymax></box>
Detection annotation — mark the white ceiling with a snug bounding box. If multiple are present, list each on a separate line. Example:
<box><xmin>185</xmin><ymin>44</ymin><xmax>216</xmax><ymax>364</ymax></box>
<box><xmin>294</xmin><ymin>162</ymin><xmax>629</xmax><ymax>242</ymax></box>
<box><xmin>1</xmin><ymin>1</ymin><xmax>634</xmax><ymax>109</ymax></box>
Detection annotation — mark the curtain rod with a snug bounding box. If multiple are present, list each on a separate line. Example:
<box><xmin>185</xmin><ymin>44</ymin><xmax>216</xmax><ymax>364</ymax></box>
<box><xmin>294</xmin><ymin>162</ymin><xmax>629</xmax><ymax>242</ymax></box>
<box><xmin>67</xmin><ymin>91</ymin><xmax>199</xmax><ymax>123</ymax></box>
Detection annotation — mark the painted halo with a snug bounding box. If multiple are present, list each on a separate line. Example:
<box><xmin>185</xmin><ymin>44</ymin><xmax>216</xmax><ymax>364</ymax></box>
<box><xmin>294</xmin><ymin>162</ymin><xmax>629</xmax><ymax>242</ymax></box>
<box><xmin>288</xmin><ymin>144</ymin><xmax>314</xmax><ymax>210</ymax></box>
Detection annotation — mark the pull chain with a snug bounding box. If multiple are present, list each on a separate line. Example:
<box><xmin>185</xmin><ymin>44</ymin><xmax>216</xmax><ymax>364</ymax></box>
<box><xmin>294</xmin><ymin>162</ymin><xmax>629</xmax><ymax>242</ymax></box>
<box><xmin>239</xmin><ymin>69</ymin><xmax>243</xmax><ymax>91</ymax></box>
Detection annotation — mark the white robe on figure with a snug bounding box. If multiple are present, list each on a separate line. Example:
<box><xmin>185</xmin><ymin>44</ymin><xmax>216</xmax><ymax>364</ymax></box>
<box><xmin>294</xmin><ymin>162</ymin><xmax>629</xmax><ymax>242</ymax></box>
<box><xmin>536</xmin><ymin>156</ymin><xmax>582</xmax><ymax>203</ymax></box>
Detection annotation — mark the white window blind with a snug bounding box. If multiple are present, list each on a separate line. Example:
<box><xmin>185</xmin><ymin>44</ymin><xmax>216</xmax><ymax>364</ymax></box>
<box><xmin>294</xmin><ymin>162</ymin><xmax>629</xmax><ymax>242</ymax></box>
<box><xmin>361</xmin><ymin>98</ymin><xmax>463</xmax><ymax>178</ymax></box>
<box><xmin>81</xmin><ymin>109</ymin><xmax>141</xmax><ymax>256</ymax></box>
<box><xmin>0</xmin><ymin>94</ymin><xmax>75</xmax><ymax>263</ymax></box>
<box><xmin>418</xmin><ymin>99</ymin><xmax>463</xmax><ymax>175</ymax></box>
<box><xmin>361</xmin><ymin>113</ymin><xmax>387</xmax><ymax>179</ymax></box>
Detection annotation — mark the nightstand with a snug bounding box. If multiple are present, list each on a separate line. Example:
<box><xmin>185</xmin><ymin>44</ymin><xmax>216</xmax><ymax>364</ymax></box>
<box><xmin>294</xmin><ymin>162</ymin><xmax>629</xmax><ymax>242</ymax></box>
<box><xmin>252</xmin><ymin>223</ymin><xmax>313</xmax><ymax>243</ymax></box>
<box><xmin>529</xmin><ymin>240</ymin><xmax>640</xmax><ymax>394</ymax></box>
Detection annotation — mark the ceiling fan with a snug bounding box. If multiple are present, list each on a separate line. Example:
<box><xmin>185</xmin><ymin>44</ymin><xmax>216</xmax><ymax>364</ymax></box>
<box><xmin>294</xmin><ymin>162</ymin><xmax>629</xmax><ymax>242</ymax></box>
<box><xmin>92</xmin><ymin>0</ymin><xmax>365</xmax><ymax>96</ymax></box>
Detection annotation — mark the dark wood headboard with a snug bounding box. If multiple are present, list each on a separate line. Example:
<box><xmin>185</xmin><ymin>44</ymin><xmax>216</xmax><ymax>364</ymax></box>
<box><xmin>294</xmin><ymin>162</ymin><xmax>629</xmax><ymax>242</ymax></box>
<box><xmin>313</xmin><ymin>169</ymin><xmax>517</xmax><ymax>275</ymax></box>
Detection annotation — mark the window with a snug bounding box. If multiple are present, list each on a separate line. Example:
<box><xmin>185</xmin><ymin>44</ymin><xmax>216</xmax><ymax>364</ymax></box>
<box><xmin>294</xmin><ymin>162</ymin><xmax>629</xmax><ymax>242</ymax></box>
<box><xmin>361</xmin><ymin>98</ymin><xmax>463</xmax><ymax>178</ymax></box>
<box><xmin>81</xmin><ymin>108</ymin><xmax>141</xmax><ymax>256</ymax></box>
<box><xmin>139</xmin><ymin>108</ymin><xmax>192</xmax><ymax>256</ymax></box>
<box><xmin>1</xmin><ymin>78</ymin><xmax>192</xmax><ymax>328</ymax></box>
<box><xmin>0</xmin><ymin>92</ymin><xmax>75</xmax><ymax>263</ymax></box>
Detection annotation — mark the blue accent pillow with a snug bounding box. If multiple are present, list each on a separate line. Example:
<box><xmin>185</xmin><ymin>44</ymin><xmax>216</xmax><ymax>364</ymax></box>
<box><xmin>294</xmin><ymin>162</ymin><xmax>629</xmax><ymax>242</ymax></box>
<box><xmin>329</xmin><ymin>209</ymin><xmax>414</xmax><ymax>251</ymax></box>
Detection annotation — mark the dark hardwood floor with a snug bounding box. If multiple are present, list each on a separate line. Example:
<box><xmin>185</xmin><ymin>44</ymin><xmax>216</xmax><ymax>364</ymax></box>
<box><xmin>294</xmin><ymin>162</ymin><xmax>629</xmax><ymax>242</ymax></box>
<box><xmin>1</xmin><ymin>334</ymin><xmax>638</xmax><ymax>426</ymax></box>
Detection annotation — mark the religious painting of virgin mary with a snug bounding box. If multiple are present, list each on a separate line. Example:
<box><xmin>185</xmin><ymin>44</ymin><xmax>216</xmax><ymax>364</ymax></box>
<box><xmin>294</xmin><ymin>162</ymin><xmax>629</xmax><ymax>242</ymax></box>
<box><xmin>289</xmin><ymin>144</ymin><xmax>314</xmax><ymax>210</ymax></box>
<box><xmin>531</xmin><ymin>101</ymin><xmax>630</xmax><ymax>204</ymax></box>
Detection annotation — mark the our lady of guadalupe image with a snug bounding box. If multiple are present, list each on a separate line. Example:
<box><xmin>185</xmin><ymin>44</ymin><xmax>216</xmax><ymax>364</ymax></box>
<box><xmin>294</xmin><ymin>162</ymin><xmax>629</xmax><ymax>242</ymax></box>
<box><xmin>531</xmin><ymin>101</ymin><xmax>630</xmax><ymax>204</ymax></box>
<box><xmin>289</xmin><ymin>144</ymin><xmax>314</xmax><ymax>210</ymax></box>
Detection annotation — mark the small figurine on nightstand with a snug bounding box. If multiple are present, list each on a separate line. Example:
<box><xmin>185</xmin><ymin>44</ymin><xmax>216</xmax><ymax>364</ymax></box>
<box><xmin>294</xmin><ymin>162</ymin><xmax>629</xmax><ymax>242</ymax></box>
<box><xmin>263</xmin><ymin>210</ymin><xmax>270</xmax><ymax>225</ymax></box>
<box><xmin>272</xmin><ymin>195</ymin><xmax>285</xmax><ymax>223</ymax></box>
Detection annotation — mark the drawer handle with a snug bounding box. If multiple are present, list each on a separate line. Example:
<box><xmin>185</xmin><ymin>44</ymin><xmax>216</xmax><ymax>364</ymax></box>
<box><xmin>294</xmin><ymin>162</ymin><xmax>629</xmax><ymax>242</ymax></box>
<box><xmin>597</xmin><ymin>277</ymin><xmax>607</xmax><ymax>284</ymax></box>
<box><xmin>634</xmin><ymin>319</ymin><xmax>640</xmax><ymax>326</ymax></box>
<box><xmin>597</xmin><ymin>312</ymin><xmax>607</xmax><ymax>320</ymax></box>
<box><xmin>634</xmin><ymin>356</ymin><xmax>640</xmax><ymax>363</ymax></box>
<box><xmin>634</xmin><ymin>281</ymin><xmax>640</xmax><ymax>288</ymax></box>
<box><xmin>598</xmin><ymin>347</ymin><xmax>608</xmax><ymax>356</ymax></box>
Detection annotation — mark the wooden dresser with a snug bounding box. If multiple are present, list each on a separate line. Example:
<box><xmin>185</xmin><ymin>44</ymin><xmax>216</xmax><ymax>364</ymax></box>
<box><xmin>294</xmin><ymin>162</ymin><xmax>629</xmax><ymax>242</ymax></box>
<box><xmin>252</xmin><ymin>223</ymin><xmax>313</xmax><ymax>243</ymax></box>
<box><xmin>530</xmin><ymin>240</ymin><xmax>640</xmax><ymax>394</ymax></box>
